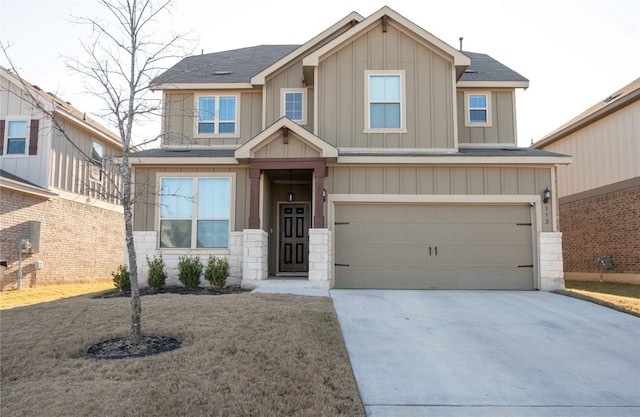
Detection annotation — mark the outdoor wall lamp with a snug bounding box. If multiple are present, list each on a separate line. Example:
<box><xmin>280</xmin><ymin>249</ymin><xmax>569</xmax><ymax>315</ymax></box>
<box><xmin>323</xmin><ymin>188</ymin><xmax>327</xmax><ymax>202</ymax></box>
<box><xmin>543</xmin><ymin>187</ymin><xmax>551</xmax><ymax>204</ymax></box>
<box><xmin>287</xmin><ymin>170</ymin><xmax>295</xmax><ymax>202</ymax></box>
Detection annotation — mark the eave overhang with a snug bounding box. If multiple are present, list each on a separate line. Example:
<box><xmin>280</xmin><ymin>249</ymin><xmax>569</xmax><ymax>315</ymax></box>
<box><xmin>0</xmin><ymin>177</ymin><xmax>58</xmax><ymax>199</ymax></box>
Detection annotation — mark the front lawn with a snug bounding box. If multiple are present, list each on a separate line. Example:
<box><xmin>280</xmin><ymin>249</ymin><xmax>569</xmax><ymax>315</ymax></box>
<box><xmin>558</xmin><ymin>280</ymin><xmax>640</xmax><ymax>317</ymax></box>
<box><xmin>0</xmin><ymin>292</ymin><xmax>364</xmax><ymax>417</ymax></box>
<box><xmin>0</xmin><ymin>281</ymin><xmax>113</xmax><ymax>310</ymax></box>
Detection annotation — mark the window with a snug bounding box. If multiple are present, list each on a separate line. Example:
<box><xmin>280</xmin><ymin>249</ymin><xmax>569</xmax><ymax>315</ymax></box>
<box><xmin>90</xmin><ymin>141</ymin><xmax>104</xmax><ymax>181</ymax></box>
<box><xmin>6</xmin><ymin>120</ymin><xmax>28</xmax><ymax>154</ymax></box>
<box><xmin>465</xmin><ymin>92</ymin><xmax>492</xmax><ymax>126</ymax></box>
<box><xmin>196</xmin><ymin>95</ymin><xmax>237</xmax><ymax>136</ymax></box>
<box><xmin>159</xmin><ymin>177</ymin><xmax>231</xmax><ymax>248</ymax></box>
<box><xmin>365</xmin><ymin>71</ymin><xmax>405</xmax><ymax>131</ymax></box>
<box><xmin>282</xmin><ymin>89</ymin><xmax>306</xmax><ymax>124</ymax></box>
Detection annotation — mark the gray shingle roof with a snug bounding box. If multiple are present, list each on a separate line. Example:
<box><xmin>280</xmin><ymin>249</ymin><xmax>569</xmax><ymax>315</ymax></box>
<box><xmin>152</xmin><ymin>45</ymin><xmax>300</xmax><ymax>85</ymax></box>
<box><xmin>460</xmin><ymin>51</ymin><xmax>528</xmax><ymax>82</ymax></box>
<box><xmin>152</xmin><ymin>46</ymin><xmax>527</xmax><ymax>86</ymax></box>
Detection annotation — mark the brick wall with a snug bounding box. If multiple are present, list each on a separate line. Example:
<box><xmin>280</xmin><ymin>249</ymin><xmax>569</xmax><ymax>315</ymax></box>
<box><xmin>559</xmin><ymin>185</ymin><xmax>639</xmax><ymax>274</ymax></box>
<box><xmin>0</xmin><ymin>189</ymin><xmax>124</xmax><ymax>289</ymax></box>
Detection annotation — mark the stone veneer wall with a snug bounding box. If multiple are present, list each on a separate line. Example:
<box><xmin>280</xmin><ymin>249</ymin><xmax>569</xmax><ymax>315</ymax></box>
<box><xmin>129</xmin><ymin>230</ymin><xmax>239</xmax><ymax>286</ymax></box>
<box><xmin>559</xmin><ymin>185</ymin><xmax>639</xmax><ymax>276</ymax></box>
<box><xmin>308</xmin><ymin>229</ymin><xmax>331</xmax><ymax>286</ymax></box>
<box><xmin>242</xmin><ymin>229</ymin><xmax>268</xmax><ymax>281</ymax></box>
<box><xmin>0</xmin><ymin>189</ymin><xmax>124</xmax><ymax>290</ymax></box>
<box><xmin>539</xmin><ymin>231</ymin><xmax>565</xmax><ymax>291</ymax></box>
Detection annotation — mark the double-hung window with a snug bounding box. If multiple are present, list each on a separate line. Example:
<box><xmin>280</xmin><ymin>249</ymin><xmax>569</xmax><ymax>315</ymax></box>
<box><xmin>159</xmin><ymin>177</ymin><xmax>231</xmax><ymax>248</ymax></box>
<box><xmin>465</xmin><ymin>92</ymin><xmax>491</xmax><ymax>126</ymax></box>
<box><xmin>282</xmin><ymin>89</ymin><xmax>306</xmax><ymax>124</ymax></box>
<box><xmin>365</xmin><ymin>71</ymin><xmax>405</xmax><ymax>131</ymax></box>
<box><xmin>6</xmin><ymin>120</ymin><xmax>28</xmax><ymax>154</ymax></box>
<box><xmin>197</xmin><ymin>95</ymin><xmax>237</xmax><ymax>135</ymax></box>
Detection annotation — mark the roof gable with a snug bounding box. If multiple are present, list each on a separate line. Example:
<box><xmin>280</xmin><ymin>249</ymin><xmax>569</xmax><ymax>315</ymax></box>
<box><xmin>235</xmin><ymin>117</ymin><xmax>338</xmax><ymax>159</ymax></box>
<box><xmin>250</xmin><ymin>11</ymin><xmax>364</xmax><ymax>85</ymax></box>
<box><xmin>532</xmin><ymin>77</ymin><xmax>640</xmax><ymax>148</ymax></box>
<box><xmin>302</xmin><ymin>6</ymin><xmax>470</xmax><ymax>70</ymax></box>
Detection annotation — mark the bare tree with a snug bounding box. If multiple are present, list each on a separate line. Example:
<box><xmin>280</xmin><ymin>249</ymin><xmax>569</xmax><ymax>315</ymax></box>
<box><xmin>3</xmin><ymin>0</ymin><xmax>189</xmax><ymax>344</ymax></box>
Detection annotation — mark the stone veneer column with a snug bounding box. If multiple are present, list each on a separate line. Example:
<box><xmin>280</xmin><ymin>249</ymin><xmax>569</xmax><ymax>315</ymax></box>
<box><xmin>228</xmin><ymin>231</ymin><xmax>243</xmax><ymax>279</ymax></box>
<box><xmin>308</xmin><ymin>228</ymin><xmax>331</xmax><ymax>284</ymax></box>
<box><xmin>539</xmin><ymin>231</ymin><xmax>565</xmax><ymax>291</ymax></box>
<box><xmin>242</xmin><ymin>229</ymin><xmax>268</xmax><ymax>280</ymax></box>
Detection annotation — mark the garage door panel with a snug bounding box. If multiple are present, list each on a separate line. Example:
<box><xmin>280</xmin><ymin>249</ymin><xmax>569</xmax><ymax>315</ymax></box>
<box><xmin>334</xmin><ymin>204</ymin><xmax>535</xmax><ymax>290</ymax></box>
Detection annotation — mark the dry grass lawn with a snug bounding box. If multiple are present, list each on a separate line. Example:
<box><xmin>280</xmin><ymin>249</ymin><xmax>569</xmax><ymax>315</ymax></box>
<box><xmin>1</xmin><ymin>292</ymin><xmax>364</xmax><ymax>417</ymax></box>
<box><xmin>558</xmin><ymin>280</ymin><xmax>640</xmax><ymax>317</ymax></box>
<box><xmin>0</xmin><ymin>282</ymin><xmax>113</xmax><ymax>310</ymax></box>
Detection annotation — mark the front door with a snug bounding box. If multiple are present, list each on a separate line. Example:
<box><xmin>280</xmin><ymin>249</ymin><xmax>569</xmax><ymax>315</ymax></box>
<box><xmin>279</xmin><ymin>204</ymin><xmax>309</xmax><ymax>273</ymax></box>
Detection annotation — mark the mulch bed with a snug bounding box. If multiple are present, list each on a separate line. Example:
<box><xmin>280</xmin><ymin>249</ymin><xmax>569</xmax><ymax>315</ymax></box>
<box><xmin>96</xmin><ymin>285</ymin><xmax>251</xmax><ymax>298</ymax></box>
<box><xmin>88</xmin><ymin>286</ymin><xmax>250</xmax><ymax>359</ymax></box>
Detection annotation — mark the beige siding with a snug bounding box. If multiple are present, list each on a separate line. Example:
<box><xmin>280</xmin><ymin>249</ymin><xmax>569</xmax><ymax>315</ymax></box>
<box><xmin>0</xmin><ymin>76</ymin><xmax>49</xmax><ymax>188</ymax></box>
<box><xmin>133</xmin><ymin>166</ymin><xmax>249</xmax><ymax>232</ymax></box>
<box><xmin>264</xmin><ymin>60</ymin><xmax>313</xmax><ymax>129</ymax></box>
<box><xmin>162</xmin><ymin>91</ymin><xmax>262</xmax><ymax>147</ymax></box>
<box><xmin>457</xmin><ymin>90</ymin><xmax>516</xmax><ymax>145</ymax></box>
<box><xmin>542</xmin><ymin>100</ymin><xmax>640</xmax><ymax>197</ymax></box>
<box><xmin>327</xmin><ymin>165</ymin><xmax>553</xmax><ymax>231</ymax></box>
<box><xmin>253</xmin><ymin>134</ymin><xmax>321</xmax><ymax>158</ymax></box>
<box><xmin>318</xmin><ymin>22</ymin><xmax>455</xmax><ymax>149</ymax></box>
<box><xmin>50</xmin><ymin>124</ymin><xmax>121</xmax><ymax>204</ymax></box>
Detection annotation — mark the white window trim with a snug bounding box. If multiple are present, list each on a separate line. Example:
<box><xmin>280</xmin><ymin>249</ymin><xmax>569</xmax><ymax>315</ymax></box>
<box><xmin>3</xmin><ymin>116</ymin><xmax>31</xmax><ymax>157</ymax></box>
<box><xmin>194</xmin><ymin>94</ymin><xmax>240</xmax><ymax>138</ymax></box>
<box><xmin>281</xmin><ymin>88</ymin><xmax>307</xmax><ymax>125</ymax></box>
<box><xmin>155</xmin><ymin>172</ymin><xmax>236</xmax><ymax>250</ymax></box>
<box><xmin>364</xmin><ymin>70</ymin><xmax>407</xmax><ymax>134</ymax></box>
<box><xmin>464</xmin><ymin>91</ymin><xmax>492</xmax><ymax>127</ymax></box>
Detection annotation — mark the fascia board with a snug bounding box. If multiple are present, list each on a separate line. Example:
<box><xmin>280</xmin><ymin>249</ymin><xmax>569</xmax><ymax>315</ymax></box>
<box><xmin>303</xmin><ymin>6</ymin><xmax>470</xmax><ymax>67</ymax></box>
<box><xmin>250</xmin><ymin>11</ymin><xmax>365</xmax><ymax>85</ymax></box>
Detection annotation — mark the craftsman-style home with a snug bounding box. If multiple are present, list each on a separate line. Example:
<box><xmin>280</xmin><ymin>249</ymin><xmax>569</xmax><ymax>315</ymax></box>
<box><xmin>130</xmin><ymin>6</ymin><xmax>570</xmax><ymax>290</ymax></box>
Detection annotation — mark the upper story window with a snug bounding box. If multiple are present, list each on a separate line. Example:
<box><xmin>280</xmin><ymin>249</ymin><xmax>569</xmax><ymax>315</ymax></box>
<box><xmin>6</xmin><ymin>120</ymin><xmax>28</xmax><ymax>154</ymax></box>
<box><xmin>196</xmin><ymin>95</ymin><xmax>237</xmax><ymax>136</ymax></box>
<box><xmin>159</xmin><ymin>176</ymin><xmax>232</xmax><ymax>249</ymax></box>
<box><xmin>465</xmin><ymin>92</ymin><xmax>492</xmax><ymax>127</ymax></box>
<box><xmin>91</xmin><ymin>141</ymin><xmax>104</xmax><ymax>162</ymax></box>
<box><xmin>365</xmin><ymin>70</ymin><xmax>406</xmax><ymax>132</ymax></box>
<box><xmin>281</xmin><ymin>88</ymin><xmax>306</xmax><ymax>124</ymax></box>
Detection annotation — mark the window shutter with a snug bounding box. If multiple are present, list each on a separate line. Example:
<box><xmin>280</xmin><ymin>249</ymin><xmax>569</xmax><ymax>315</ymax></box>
<box><xmin>29</xmin><ymin>119</ymin><xmax>39</xmax><ymax>155</ymax></box>
<box><xmin>0</xmin><ymin>120</ymin><xmax>5</xmax><ymax>155</ymax></box>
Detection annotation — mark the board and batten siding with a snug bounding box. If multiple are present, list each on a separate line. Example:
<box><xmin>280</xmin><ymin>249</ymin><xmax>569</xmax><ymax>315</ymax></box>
<box><xmin>326</xmin><ymin>165</ymin><xmax>554</xmax><ymax>231</ymax></box>
<box><xmin>50</xmin><ymin>125</ymin><xmax>121</xmax><ymax>204</ymax></box>
<box><xmin>541</xmin><ymin>100</ymin><xmax>640</xmax><ymax>198</ymax></box>
<box><xmin>318</xmin><ymin>22</ymin><xmax>455</xmax><ymax>150</ymax></box>
<box><xmin>133</xmin><ymin>166</ymin><xmax>249</xmax><ymax>232</ymax></box>
<box><xmin>162</xmin><ymin>91</ymin><xmax>262</xmax><ymax>147</ymax></box>
<box><xmin>457</xmin><ymin>90</ymin><xmax>517</xmax><ymax>145</ymax></box>
<box><xmin>264</xmin><ymin>59</ymin><xmax>315</xmax><ymax>133</ymax></box>
<box><xmin>0</xmin><ymin>76</ymin><xmax>49</xmax><ymax>188</ymax></box>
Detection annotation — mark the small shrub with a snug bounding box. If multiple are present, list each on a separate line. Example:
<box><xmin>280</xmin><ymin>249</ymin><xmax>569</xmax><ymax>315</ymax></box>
<box><xmin>178</xmin><ymin>255</ymin><xmax>202</xmax><ymax>288</ymax></box>
<box><xmin>204</xmin><ymin>256</ymin><xmax>230</xmax><ymax>288</ymax></box>
<box><xmin>147</xmin><ymin>254</ymin><xmax>167</xmax><ymax>289</ymax></box>
<box><xmin>112</xmin><ymin>264</ymin><xmax>131</xmax><ymax>291</ymax></box>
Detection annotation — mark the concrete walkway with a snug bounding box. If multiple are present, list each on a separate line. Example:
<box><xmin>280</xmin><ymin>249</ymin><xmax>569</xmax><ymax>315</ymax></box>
<box><xmin>331</xmin><ymin>290</ymin><xmax>640</xmax><ymax>417</ymax></box>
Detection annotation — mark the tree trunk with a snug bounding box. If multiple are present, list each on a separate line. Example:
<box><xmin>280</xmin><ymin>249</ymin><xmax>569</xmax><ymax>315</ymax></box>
<box><xmin>122</xmin><ymin>156</ymin><xmax>141</xmax><ymax>344</ymax></box>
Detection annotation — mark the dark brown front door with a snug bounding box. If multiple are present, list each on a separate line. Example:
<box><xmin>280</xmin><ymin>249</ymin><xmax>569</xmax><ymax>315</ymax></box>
<box><xmin>279</xmin><ymin>204</ymin><xmax>309</xmax><ymax>273</ymax></box>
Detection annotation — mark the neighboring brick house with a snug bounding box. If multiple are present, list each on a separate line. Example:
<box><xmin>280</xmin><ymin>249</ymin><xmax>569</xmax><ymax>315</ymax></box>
<box><xmin>532</xmin><ymin>78</ymin><xmax>639</xmax><ymax>284</ymax></box>
<box><xmin>0</xmin><ymin>66</ymin><xmax>124</xmax><ymax>289</ymax></box>
<box><xmin>130</xmin><ymin>6</ymin><xmax>570</xmax><ymax>291</ymax></box>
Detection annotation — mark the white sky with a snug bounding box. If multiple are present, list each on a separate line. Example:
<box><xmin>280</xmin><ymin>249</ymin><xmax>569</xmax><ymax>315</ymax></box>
<box><xmin>1</xmin><ymin>0</ymin><xmax>638</xmax><ymax>147</ymax></box>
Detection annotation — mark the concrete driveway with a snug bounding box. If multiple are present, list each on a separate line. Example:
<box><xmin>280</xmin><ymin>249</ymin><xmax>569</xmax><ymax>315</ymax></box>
<box><xmin>331</xmin><ymin>290</ymin><xmax>640</xmax><ymax>417</ymax></box>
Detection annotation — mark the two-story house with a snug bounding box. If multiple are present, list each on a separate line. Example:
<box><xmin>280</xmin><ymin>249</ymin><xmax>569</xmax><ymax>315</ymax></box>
<box><xmin>130</xmin><ymin>6</ymin><xmax>570</xmax><ymax>290</ymax></box>
<box><xmin>0</xmin><ymin>66</ymin><xmax>124</xmax><ymax>290</ymax></box>
<box><xmin>532</xmin><ymin>78</ymin><xmax>639</xmax><ymax>284</ymax></box>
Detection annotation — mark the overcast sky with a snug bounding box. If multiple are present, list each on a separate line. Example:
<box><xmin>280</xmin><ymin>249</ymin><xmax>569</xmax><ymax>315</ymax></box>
<box><xmin>1</xmin><ymin>0</ymin><xmax>638</xmax><ymax>147</ymax></box>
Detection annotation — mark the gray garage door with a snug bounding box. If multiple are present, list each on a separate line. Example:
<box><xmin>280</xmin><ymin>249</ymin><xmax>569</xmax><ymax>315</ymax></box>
<box><xmin>334</xmin><ymin>204</ymin><xmax>535</xmax><ymax>290</ymax></box>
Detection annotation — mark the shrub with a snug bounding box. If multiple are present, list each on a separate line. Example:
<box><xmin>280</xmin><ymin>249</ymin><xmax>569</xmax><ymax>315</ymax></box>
<box><xmin>112</xmin><ymin>264</ymin><xmax>131</xmax><ymax>291</ymax></box>
<box><xmin>147</xmin><ymin>254</ymin><xmax>167</xmax><ymax>289</ymax></box>
<box><xmin>178</xmin><ymin>255</ymin><xmax>202</xmax><ymax>288</ymax></box>
<box><xmin>204</xmin><ymin>256</ymin><xmax>230</xmax><ymax>288</ymax></box>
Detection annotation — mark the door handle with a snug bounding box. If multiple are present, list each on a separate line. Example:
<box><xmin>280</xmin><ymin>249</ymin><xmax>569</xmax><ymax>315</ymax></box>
<box><xmin>429</xmin><ymin>247</ymin><xmax>432</xmax><ymax>256</ymax></box>
<box><xmin>435</xmin><ymin>246</ymin><xmax>438</xmax><ymax>256</ymax></box>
